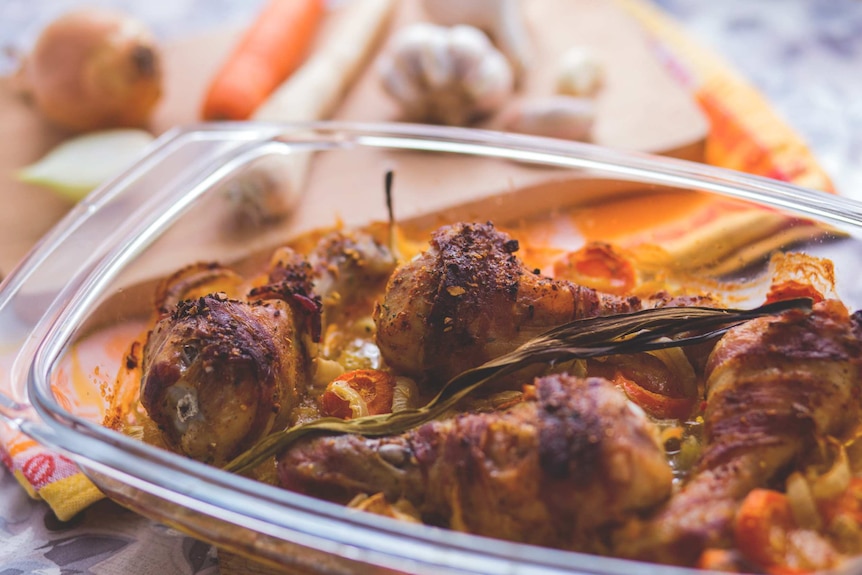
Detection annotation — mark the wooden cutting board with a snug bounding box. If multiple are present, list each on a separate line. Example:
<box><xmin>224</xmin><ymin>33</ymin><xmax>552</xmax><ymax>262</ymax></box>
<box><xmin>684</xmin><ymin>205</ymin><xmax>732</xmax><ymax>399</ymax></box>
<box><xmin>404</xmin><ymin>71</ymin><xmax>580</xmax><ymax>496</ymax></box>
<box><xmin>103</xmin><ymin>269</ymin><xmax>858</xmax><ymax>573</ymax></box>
<box><xmin>0</xmin><ymin>0</ymin><xmax>707</xmax><ymax>277</ymax></box>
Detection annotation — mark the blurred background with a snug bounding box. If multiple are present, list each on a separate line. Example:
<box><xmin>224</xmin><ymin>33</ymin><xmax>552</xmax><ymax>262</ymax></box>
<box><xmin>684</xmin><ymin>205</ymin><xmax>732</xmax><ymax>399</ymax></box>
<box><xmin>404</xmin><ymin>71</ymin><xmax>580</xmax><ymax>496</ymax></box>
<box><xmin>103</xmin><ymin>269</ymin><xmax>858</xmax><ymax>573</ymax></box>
<box><xmin>1</xmin><ymin>0</ymin><xmax>861</xmax><ymax>196</ymax></box>
<box><xmin>2</xmin><ymin>2</ymin><xmax>862</xmax><ymax>573</ymax></box>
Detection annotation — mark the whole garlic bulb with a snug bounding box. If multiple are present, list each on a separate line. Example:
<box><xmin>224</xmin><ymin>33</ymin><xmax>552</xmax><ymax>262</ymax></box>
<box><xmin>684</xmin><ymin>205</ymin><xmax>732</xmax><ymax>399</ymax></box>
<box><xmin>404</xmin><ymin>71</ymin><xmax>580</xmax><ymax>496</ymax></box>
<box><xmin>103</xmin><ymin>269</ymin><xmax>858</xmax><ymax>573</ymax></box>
<box><xmin>378</xmin><ymin>23</ymin><xmax>514</xmax><ymax>126</ymax></box>
<box><xmin>420</xmin><ymin>0</ymin><xmax>531</xmax><ymax>80</ymax></box>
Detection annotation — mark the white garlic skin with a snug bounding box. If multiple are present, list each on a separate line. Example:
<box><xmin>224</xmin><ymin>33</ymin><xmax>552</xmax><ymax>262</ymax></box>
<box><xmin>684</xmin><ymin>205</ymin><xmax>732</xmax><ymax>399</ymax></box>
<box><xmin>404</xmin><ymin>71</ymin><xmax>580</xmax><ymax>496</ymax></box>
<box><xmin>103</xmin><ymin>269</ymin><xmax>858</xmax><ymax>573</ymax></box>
<box><xmin>502</xmin><ymin>96</ymin><xmax>595</xmax><ymax>141</ymax></box>
<box><xmin>378</xmin><ymin>23</ymin><xmax>514</xmax><ymax>126</ymax></box>
<box><xmin>420</xmin><ymin>0</ymin><xmax>530</xmax><ymax>79</ymax></box>
<box><xmin>555</xmin><ymin>46</ymin><xmax>605</xmax><ymax>98</ymax></box>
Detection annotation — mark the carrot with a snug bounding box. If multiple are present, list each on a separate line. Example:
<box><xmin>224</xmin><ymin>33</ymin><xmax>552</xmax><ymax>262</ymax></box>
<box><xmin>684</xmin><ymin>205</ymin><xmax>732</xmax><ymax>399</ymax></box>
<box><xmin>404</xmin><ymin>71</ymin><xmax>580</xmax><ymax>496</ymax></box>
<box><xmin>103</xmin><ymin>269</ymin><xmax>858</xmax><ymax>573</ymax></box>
<box><xmin>735</xmin><ymin>489</ymin><xmax>794</xmax><ymax>569</ymax></box>
<box><xmin>818</xmin><ymin>476</ymin><xmax>862</xmax><ymax>526</ymax></box>
<box><xmin>734</xmin><ymin>489</ymin><xmax>816</xmax><ymax>574</ymax></box>
<box><xmin>552</xmin><ymin>243</ymin><xmax>637</xmax><ymax>296</ymax></box>
<box><xmin>253</xmin><ymin>0</ymin><xmax>396</xmax><ymax>122</ymax></box>
<box><xmin>765</xmin><ymin>280</ymin><xmax>825</xmax><ymax>306</ymax></box>
<box><xmin>201</xmin><ymin>0</ymin><xmax>326</xmax><ymax>121</ymax></box>
<box><xmin>696</xmin><ymin>548</ymin><xmax>745</xmax><ymax>572</ymax></box>
<box><xmin>247</xmin><ymin>0</ymin><xmax>396</xmax><ymax>216</ymax></box>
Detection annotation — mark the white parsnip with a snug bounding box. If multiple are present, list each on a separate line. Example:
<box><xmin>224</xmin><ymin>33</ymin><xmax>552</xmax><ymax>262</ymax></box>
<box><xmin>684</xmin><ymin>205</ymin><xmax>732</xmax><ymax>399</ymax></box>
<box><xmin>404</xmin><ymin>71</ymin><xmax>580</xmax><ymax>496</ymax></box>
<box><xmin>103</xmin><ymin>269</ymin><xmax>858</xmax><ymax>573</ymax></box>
<box><xmin>254</xmin><ymin>0</ymin><xmax>396</xmax><ymax>122</ymax></box>
<box><xmin>250</xmin><ymin>0</ymin><xmax>397</xmax><ymax>217</ymax></box>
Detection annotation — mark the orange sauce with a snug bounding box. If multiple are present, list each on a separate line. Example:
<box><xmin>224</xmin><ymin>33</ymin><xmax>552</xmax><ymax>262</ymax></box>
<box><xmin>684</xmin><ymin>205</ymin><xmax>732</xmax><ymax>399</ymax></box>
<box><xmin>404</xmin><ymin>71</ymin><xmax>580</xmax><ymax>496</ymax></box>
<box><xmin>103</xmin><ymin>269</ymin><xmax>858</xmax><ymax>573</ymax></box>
<box><xmin>52</xmin><ymin>323</ymin><xmax>147</xmax><ymax>426</ymax></box>
<box><xmin>570</xmin><ymin>191</ymin><xmax>712</xmax><ymax>243</ymax></box>
<box><xmin>508</xmin><ymin>190</ymin><xmax>715</xmax><ymax>278</ymax></box>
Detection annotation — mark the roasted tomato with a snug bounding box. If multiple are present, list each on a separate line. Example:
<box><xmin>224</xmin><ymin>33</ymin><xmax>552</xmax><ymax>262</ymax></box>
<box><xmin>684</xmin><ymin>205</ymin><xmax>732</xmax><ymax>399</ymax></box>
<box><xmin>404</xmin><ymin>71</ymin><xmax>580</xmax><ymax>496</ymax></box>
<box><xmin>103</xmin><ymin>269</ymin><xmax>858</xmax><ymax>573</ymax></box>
<box><xmin>553</xmin><ymin>242</ymin><xmax>637</xmax><ymax>295</ymax></box>
<box><xmin>320</xmin><ymin>369</ymin><xmax>396</xmax><ymax>419</ymax></box>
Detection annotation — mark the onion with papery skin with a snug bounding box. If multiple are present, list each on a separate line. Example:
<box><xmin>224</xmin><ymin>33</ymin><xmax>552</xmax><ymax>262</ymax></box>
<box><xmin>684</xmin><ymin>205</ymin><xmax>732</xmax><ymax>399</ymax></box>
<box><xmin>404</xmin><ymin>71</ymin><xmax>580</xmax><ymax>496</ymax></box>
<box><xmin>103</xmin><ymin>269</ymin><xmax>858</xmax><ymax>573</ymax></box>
<box><xmin>16</xmin><ymin>8</ymin><xmax>163</xmax><ymax>132</ymax></box>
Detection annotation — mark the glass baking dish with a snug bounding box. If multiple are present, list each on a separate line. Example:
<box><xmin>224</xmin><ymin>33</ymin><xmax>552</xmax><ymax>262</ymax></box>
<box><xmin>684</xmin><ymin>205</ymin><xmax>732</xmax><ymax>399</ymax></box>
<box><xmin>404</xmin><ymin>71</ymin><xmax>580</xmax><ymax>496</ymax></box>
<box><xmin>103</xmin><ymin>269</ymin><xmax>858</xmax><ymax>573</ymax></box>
<box><xmin>3</xmin><ymin>122</ymin><xmax>862</xmax><ymax>575</ymax></box>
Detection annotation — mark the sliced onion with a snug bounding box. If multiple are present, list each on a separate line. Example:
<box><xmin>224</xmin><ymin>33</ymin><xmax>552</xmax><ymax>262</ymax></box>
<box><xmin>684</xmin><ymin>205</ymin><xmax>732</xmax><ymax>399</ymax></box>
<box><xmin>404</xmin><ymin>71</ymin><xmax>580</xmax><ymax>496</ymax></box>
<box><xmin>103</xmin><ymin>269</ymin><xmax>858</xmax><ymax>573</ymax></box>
<box><xmin>808</xmin><ymin>440</ymin><xmax>851</xmax><ymax>501</ymax></box>
<box><xmin>312</xmin><ymin>358</ymin><xmax>345</xmax><ymax>388</ymax></box>
<box><xmin>17</xmin><ymin>129</ymin><xmax>155</xmax><ymax>201</ymax></box>
<box><xmin>646</xmin><ymin>340</ymin><xmax>698</xmax><ymax>398</ymax></box>
<box><xmin>328</xmin><ymin>380</ymin><xmax>370</xmax><ymax>419</ymax></box>
<box><xmin>391</xmin><ymin>376</ymin><xmax>419</xmax><ymax>412</ymax></box>
<box><xmin>787</xmin><ymin>471</ymin><xmax>822</xmax><ymax>530</ymax></box>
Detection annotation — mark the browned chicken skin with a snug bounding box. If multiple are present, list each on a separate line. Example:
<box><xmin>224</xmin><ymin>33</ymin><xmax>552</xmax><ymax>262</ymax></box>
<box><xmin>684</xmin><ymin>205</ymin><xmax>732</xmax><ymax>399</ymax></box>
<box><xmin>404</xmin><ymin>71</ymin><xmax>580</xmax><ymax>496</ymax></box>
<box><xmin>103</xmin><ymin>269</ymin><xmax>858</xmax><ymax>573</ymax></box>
<box><xmin>616</xmin><ymin>299</ymin><xmax>862</xmax><ymax>566</ymax></box>
<box><xmin>139</xmin><ymin>229</ymin><xmax>394</xmax><ymax>465</ymax></box>
<box><xmin>141</xmin><ymin>242</ymin><xmax>322</xmax><ymax>466</ymax></box>
<box><xmin>140</xmin><ymin>294</ymin><xmax>309</xmax><ymax>466</ymax></box>
<box><xmin>374</xmin><ymin>222</ymin><xmax>639</xmax><ymax>382</ymax></box>
<box><xmin>136</xmin><ymin>217</ymin><xmax>862</xmax><ymax>569</ymax></box>
<box><xmin>308</xmin><ymin>228</ymin><xmax>397</xmax><ymax>310</ymax></box>
<box><xmin>277</xmin><ymin>373</ymin><xmax>673</xmax><ymax>552</ymax></box>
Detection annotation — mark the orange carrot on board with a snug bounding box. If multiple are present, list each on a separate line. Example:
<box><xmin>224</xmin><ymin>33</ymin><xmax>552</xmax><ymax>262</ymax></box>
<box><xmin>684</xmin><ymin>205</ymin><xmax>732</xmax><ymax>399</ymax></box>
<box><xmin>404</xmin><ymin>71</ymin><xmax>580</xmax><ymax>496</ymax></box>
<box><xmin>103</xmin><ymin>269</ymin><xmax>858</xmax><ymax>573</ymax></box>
<box><xmin>201</xmin><ymin>0</ymin><xmax>326</xmax><ymax>121</ymax></box>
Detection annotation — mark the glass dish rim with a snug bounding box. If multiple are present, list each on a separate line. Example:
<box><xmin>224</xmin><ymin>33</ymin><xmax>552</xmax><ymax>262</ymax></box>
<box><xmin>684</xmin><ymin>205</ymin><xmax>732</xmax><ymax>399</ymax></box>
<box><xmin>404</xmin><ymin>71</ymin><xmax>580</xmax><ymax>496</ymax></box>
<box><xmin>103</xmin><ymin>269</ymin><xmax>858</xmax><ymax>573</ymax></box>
<box><xmin>7</xmin><ymin>120</ymin><xmax>862</xmax><ymax>575</ymax></box>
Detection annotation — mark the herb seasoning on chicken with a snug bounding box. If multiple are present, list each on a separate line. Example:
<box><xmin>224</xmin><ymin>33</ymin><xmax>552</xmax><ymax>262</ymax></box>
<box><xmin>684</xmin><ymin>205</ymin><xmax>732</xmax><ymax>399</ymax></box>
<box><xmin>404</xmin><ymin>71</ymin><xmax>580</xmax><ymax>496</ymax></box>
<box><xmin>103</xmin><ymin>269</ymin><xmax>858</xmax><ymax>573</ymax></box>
<box><xmin>120</xmin><ymin>215</ymin><xmax>862</xmax><ymax>574</ymax></box>
<box><xmin>140</xmin><ymin>294</ymin><xmax>310</xmax><ymax>466</ymax></box>
<box><xmin>374</xmin><ymin>222</ymin><xmax>639</xmax><ymax>382</ymax></box>
<box><xmin>278</xmin><ymin>374</ymin><xmax>672</xmax><ymax>552</ymax></box>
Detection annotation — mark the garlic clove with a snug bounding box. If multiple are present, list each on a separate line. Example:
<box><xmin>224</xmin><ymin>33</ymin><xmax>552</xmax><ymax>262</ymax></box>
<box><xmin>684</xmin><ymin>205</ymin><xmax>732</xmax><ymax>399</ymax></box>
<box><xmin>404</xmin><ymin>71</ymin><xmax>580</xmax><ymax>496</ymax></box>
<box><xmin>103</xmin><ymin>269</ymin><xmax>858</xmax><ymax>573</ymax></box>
<box><xmin>448</xmin><ymin>24</ymin><xmax>494</xmax><ymax>63</ymax></box>
<box><xmin>502</xmin><ymin>96</ymin><xmax>596</xmax><ymax>142</ymax></box>
<box><xmin>555</xmin><ymin>46</ymin><xmax>605</xmax><ymax>98</ymax></box>
<box><xmin>420</xmin><ymin>28</ymin><xmax>456</xmax><ymax>89</ymax></box>
<box><xmin>466</xmin><ymin>53</ymin><xmax>512</xmax><ymax>112</ymax></box>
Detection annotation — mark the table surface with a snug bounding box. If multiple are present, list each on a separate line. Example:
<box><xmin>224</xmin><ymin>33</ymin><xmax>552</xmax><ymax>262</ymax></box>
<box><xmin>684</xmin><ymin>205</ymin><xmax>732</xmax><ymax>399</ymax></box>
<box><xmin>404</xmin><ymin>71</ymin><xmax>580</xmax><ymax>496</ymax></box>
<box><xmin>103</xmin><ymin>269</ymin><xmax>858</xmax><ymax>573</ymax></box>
<box><xmin>2</xmin><ymin>1</ymin><xmax>862</xmax><ymax>573</ymax></box>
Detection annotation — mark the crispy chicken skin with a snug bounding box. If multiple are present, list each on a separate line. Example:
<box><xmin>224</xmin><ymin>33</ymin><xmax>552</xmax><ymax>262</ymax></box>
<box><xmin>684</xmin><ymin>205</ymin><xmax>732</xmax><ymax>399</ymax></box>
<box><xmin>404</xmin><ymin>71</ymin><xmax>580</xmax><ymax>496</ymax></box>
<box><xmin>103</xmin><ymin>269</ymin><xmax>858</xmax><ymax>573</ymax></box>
<box><xmin>139</xmin><ymin>231</ymin><xmax>394</xmax><ymax>465</ymax></box>
<box><xmin>308</xmin><ymin>228</ymin><xmax>397</xmax><ymax>309</ymax></box>
<box><xmin>277</xmin><ymin>374</ymin><xmax>673</xmax><ymax>552</ymax></box>
<box><xmin>141</xmin><ymin>246</ymin><xmax>322</xmax><ymax>466</ymax></box>
<box><xmin>374</xmin><ymin>222</ymin><xmax>639</xmax><ymax>382</ymax></box>
<box><xmin>616</xmin><ymin>300</ymin><xmax>862</xmax><ymax>566</ymax></box>
<box><xmin>141</xmin><ymin>294</ymin><xmax>309</xmax><ymax>466</ymax></box>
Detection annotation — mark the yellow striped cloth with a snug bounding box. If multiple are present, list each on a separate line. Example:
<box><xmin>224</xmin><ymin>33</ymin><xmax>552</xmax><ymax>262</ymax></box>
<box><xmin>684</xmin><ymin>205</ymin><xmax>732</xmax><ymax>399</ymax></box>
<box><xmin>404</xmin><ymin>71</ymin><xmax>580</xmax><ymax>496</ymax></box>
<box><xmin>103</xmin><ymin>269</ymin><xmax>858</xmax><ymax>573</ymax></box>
<box><xmin>616</xmin><ymin>0</ymin><xmax>833</xmax><ymax>192</ymax></box>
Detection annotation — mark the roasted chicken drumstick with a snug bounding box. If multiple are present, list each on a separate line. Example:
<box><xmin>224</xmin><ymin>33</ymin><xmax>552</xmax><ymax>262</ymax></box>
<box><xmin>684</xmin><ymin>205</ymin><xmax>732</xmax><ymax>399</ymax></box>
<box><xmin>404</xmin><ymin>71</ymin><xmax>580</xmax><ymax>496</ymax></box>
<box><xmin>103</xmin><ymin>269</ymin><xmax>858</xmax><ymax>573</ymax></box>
<box><xmin>141</xmin><ymin>243</ymin><xmax>322</xmax><ymax>465</ymax></box>
<box><xmin>277</xmin><ymin>373</ymin><xmax>673</xmax><ymax>552</ymax></box>
<box><xmin>140</xmin><ymin>293</ymin><xmax>311</xmax><ymax>466</ymax></box>
<box><xmin>616</xmin><ymin>299</ymin><xmax>862</xmax><ymax>566</ymax></box>
<box><xmin>140</xmin><ymin>229</ymin><xmax>394</xmax><ymax>465</ymax></box>
<box><xmin>374</xmin><ymin>222</ymin><xmax>639</xmax><ymax>382</ymax></box>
